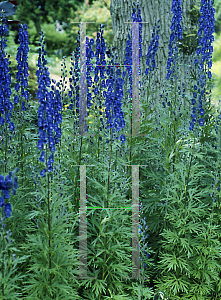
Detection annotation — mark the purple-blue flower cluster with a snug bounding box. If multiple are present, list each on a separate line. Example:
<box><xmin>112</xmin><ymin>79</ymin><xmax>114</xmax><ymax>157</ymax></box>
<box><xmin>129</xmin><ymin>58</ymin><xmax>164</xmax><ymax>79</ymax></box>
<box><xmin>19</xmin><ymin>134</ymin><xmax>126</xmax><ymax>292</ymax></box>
<box><xmin>87</xmin><ymin>24</ymin><xmax>126</xmax><ymax>144</ymax></box>
<box><xmin>85</xmin><ymin>35</ymin><xmax>93</xmax><ymax>111</ymax></box>
<box><xmin>166</xmin><ymin>0</ymin><xmax>183</xmax><ymax>81</ymax></box>
<box><xmin>189</xmin><ymin>0</ymin><xmax>215</xmax><ymax>131</ymax></box>
<box><xmin>145</xmin><ymin>20</ymin><xmax>160</xmax><ymax>76</ymax></box>
<box><xmin>194</xmin><ymin>0</ymin><xmax>215</xmax><ymax>78</ymax></box>
<box><xmin>14</xmin><ymin>23</ymin><xmax>29</xmax><ymax>109</ymax></box>
<box><xmin>68</xmin><ymin>31</ymin><xmax>80</xmax><ymax>116</ymax></box>
<box><xmin>36</xmin><ymin>31</ymin><xmax>63</xmax><ymax>176</ymax></box>
<box><xmin>103</xmin><ymin>54</ymin><xmax>126</xmax><ymax>142</ymax></box>
<box><xmin>0</xmin><ymin>16</ymin><xmax>14</xmax><ymax>131</ymax></box>
<box><xmin>122</xmin><ymin>2</ymin><xmax>142</xmax><ymax>101</ymax></box>
<box><xmin>0</xmin><ymin>167</ymin><xmax>19</xmax><ymax>218</ymax></box>
<box><xmin>122</xmin><ymin>3</ymin><xmax>160</xmax><ymax>131</ymax></box>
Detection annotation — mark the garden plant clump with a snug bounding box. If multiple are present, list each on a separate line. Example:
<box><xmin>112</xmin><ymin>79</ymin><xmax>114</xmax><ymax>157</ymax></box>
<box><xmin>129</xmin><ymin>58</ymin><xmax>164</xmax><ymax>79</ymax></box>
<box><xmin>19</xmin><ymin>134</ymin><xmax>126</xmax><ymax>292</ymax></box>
<box><xmin>1</xmin><ymin>0</ymin><xmax>221</xmax><ymax>299</ymax></box>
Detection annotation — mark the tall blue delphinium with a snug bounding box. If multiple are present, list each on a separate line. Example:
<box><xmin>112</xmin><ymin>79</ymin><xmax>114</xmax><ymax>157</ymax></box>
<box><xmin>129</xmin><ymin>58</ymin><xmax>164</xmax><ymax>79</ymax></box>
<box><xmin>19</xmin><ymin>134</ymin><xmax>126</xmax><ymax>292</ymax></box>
<box><xmin>89</xmin><ymin>23</ymin><xmax>126</xmax><ymax>148</ymax></box>
<box><xmin>69</xmin><ymin>29</ymin><xmax>93</xmax><ymax>134</ymax></box>
<box><xmin>14</xmin><ymin>23</ymin><xmax>29</xmax><ymax>110</ymax></box>
<box><xmin>93</xmin><ymin>24</ymin><xmax>125</xmax><ymax>145</ymax></box>
<box><xmin>122</xmin><ymin>1</ymin><xmax>142</xmax><ymax>110</ymax></box>
<box><xmin>189</xmin><ymin>0</ymin><xmax>215</xmax><ymax>131</ymax></box>
<box><xmin>36</xmin><ymin>30</ymin><xmax>62</xmax><ymax>177</ymax></box>
<box><xmin>76</xmin><ymin>34</ymin><xmax>92</xmax><ymax>136</ymax></box>
<box><xmin>22</xmin><ymin>30</ymin><xmax>80</xmax><ymax>298</ymax></box>
<box><xmin>91</xmin><ymin>24</ymin><xmax>106</xmax><ymax>148</ymax></box>
<box><xmin>162</xmin><ymin>0</ymin><xmax>183</xmax><ymax>122</ymax></box>
<box><xmin>144</xmin><ymin>20</ymin><xmax>160</xmax><ymax>76</ymax></box>
<box><xmin>141</xmin><ymin>20</ymin><xmax>160</xmax><ymax>117</ymax></box>
<box><xmin>121</xmin><ymin>2</ymin><xmax>160</xmax><ymax>177</ymax></box>
<box><xmin>68</xmin><ymin>30</ymin><xmax>80</xmax><ymax>129</ymax></box>
<box><xmin>66</xmin><ymin>30</ymin><xmax>81</xmax><ymax>212</ymax></box>
<box><xmin>86</xmin><ymin>23</ymin><xmax>126</xmax><ymax>209</ymax></box>
<box><xmin>103</xmin><ymin>52</ymin><xmax>126</xmax><ymax>145</ymax></box>
<box><xmin>67</xmin><ymin>30</ymin><xmax>93</xmax><ymax>213</ymax></box>
<box><xmin>117</xmin><ymin>2</ymin><xmax>144</xmax><ymax>202</ymax></box>
<box><xmin>0</xmin><ymin>168</ymin><xmax>18</xmax><ymax>297</ymax></box>
<box><xmin>0</xmin><ymin>14</ymin><xmax>14</xmax><ymax>174</ymax></box>
<box><xmin>166</xmin><ymin>0</ymin><xmax>183</xmax><ymax>82</ymax></box>
<box><xmin>85</xmin><ymin>35</ymin><xmax>94</xmax><ymax>112</ymax></box>
<box><xmin>13</xmin><ymin>23</ymin><xmax>30</xmax><ymax>186</ymax></box>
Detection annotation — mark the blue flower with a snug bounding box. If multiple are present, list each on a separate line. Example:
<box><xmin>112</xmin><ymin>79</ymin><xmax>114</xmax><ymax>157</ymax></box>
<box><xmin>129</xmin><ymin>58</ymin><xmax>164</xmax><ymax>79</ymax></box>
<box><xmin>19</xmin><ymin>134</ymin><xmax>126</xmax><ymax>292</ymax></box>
<box><xmin>91</xmin><ymin>24</ymin><xmax>126</xmax><ymax>144</ymax></box>
<box><xmin>36</xmin><ymin>31</ymin><xmax>63</xmax><ymax>175</ymax></box>
<box><xmin>199</xmin><ymin>108</ymin><xmax>204</xmax><ymax>116</ymax></box>
<box><xmin>40</xmin><ymin>169</ymin><xmax>46</xmax><ymax>177</ymax></box>
<box><xmin>39</xmin><ymin>150</ymin><xmax>45</xmax><ymax>163</ymax></box>
<box><xmin>145</xmin><ymin>20</ymin><xmax>160</xmax><ymax>76</ymax></box>
<box><xmin>189</xmin><ymin>0</ymin><xmax>215</xmax><ymax>131</ymax></box>
<box><xmin>0</xmin><ymin>196</ymin><xmax>4</xmax><ymax>207</ymax></box>
<box><xmin>166</xmin><ymin>0</ymin><xmax>183</xmax><ymax>81</ymax></box>
<box><xmin>199</xmin><ymin>118</ymin><xmax>204</xmax><ymax>126</ymax></box>
<box><xmin>0</xmin><ymin>17</ymin><xmax>14</xmax><ymax>131</ymax></box>
<box><xmin>4</xmin><ymin>203</ymin><xmax>12</xmax><ymax>218</ymax></box>
<box><xmin>14</xmin><ymin>23</ymin><xmax>30</xmax><ymax>109</ymax></box>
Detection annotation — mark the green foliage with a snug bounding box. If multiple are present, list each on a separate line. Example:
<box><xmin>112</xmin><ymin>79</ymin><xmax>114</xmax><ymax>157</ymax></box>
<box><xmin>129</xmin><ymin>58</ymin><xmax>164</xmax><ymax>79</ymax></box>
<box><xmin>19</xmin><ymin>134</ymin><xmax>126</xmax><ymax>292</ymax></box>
<box><xmin>136</xmin><ymin>55</ymin><xmax>221</xmax><ymax>299</ymax></box>
<box><xmin>15</xmin><ymin>0</ymin><xmax>84</xmax><ymax>28</ymax></box>
<box><xmin>214</xmin><ymin>0</ymin><xmax>221</xmax><ymax>36</ymax></box>
<box><xmin>40</xmin><ymin>22</ymin><xmax>68</xmax><ymax>56</ymax></box>
<box><xmin>212</xmin><ymin>33</ymin><xmax>221</xmax><ymax>62</ymax></box>
<box><xmin>63</xmin><ymin>0</ymin><xmax>114</xmax><ymax>57</ymax></box>
<box><xmin>20</xmin><ymin>191</ymin><xmax>81</xmax><ymax>299</ymax></box>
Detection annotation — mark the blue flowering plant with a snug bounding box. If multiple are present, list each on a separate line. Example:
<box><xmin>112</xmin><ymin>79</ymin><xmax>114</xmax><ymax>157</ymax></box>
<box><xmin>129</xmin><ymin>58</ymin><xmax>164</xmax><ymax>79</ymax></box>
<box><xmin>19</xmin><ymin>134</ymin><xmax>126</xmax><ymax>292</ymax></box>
<box><xmin>0</xmin><ymin>0</ymin><xmax>221</xmax><ymax>299</ymax></box>
<box><xmin>0</xmin><ymin>167</ymin><xmax>28</xmax><ymax>299</ymax></box>
<box><xmin>137</xmin><ymin>0</ymin><xmax>221</xmax><ymax>299</ymax></box>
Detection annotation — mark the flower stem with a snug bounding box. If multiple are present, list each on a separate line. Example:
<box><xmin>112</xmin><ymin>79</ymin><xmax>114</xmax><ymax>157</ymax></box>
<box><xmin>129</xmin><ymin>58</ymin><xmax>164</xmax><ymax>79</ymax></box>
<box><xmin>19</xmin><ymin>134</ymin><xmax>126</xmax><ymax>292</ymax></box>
<box><xmin>107</xmin><ymin>127</ymin><xmax>113</xmax><ymax>208</ymax></box>
<box><xmin>112</xmin><ymin>149</ymin><xmax>118</xmax><ymax>196</ymax></box>
<box><xmin>19</xmin><ymin>99</ymin><xmax>24</xmax><ymax>187</ymax></box>
<box><xmin>128</xmin><ymin>97</ymin><xmax>132</xmax><ymax>201</ymax></box>
<box><xmin>46</xmin><ymin>142</ymin><xmax>52</xmax><ymax>287</ymax></box>
<box><xmin>173</xmin><ymin>57</ymin><xmax>178</xmax><ymax>175</ymax></box>
<box><xmin>74</xmin><ymin>135</ymin><xmax>83</xmax><ymax>213</ymax></box>
<box><xmin>1</xmin><ymin>207</ymin><xmax>5</xmax><ymax>296</ymax></box>
<box><xmin>184</xmin><ymin>134</ymin><xmax>196</xmax><ymax>208</ymax></box>
<box><xmin>4</xmin><ymin>107</ymin><xmax>7</xmax><ymax>174</ymax></box>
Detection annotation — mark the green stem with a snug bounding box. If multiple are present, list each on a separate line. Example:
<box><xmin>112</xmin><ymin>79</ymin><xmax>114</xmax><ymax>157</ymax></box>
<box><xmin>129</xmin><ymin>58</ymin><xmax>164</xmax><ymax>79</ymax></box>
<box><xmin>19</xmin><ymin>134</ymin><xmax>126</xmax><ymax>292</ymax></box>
<box><xmin>173</xmin><ymin>51</ymin><xmax>179</xmax><ymax>175</ymax></box>
<box><xmin>102</xmin><ymin>127</ymin><xmax>113</xmax><ymax>282</ymax></box>
<box><xmin>4</xmin><ymin>104</ymin><xmax>7</xmax><ymax>175</ymax></box>
<box><xmin>1</xmin><ymin>205</ymin><xmax>5</xmax><ymax>297</ymax></box>
<box><xmin>59</xmin><ymin>136</ymin><xmax>61</xmax><ymax>166</ymax></box>
<box><xmin>97</xmin><ymin>125</ymin><xmax>100</xmax><ymax>161</ymax></box>
<box><xmin>19</xmin><ymin>101</ymin><xmax>24</xmax><ymax>187</ymax></box>
<box><xmin>46</xmin><ymin>142</ymin><xmax>52</xmax><ymax>287</ymax></box>
<box><xmin>107</xmin><ymin>127</ymin><xmax>113</xmax><ymax>208</ymax></box>
<box><xmin>128</xmin><ymin>97</ymin><xmax>132</xmax><ymax>201</ymax></box>
<box><xmin>112</xmin><ymin>149</ymin><xmax>118</xmax><ymax>197</ymax></box>
<box><xmin>97</xmin><ymin>67</ymin><xmax>103</xmax><ymax>161</ymax></box>
<box><xmin>74</xmin><ymin>135</ymin><xmax>83</xmax><ymax>214</ymax></box>
<box><xmin>184</xmin><ymin>134</ymin><xmax>196</xmax><ymax>209</ymax></box>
